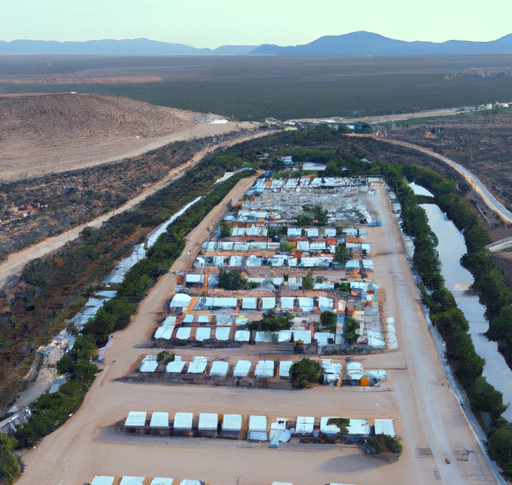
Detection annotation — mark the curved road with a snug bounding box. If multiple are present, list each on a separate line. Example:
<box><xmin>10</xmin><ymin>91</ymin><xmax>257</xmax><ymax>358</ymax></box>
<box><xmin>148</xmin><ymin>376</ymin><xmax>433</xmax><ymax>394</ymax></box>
<box><xmin>350</xmin><ymin>134</ymin><xmax>512</xmax><ymax>225</ymax></box>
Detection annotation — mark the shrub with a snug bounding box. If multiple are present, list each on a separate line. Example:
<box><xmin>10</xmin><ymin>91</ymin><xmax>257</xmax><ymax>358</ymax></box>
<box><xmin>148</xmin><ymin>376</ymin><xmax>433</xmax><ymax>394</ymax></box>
<box><xmin>290</xmin><ymin>358</ymin><xmax>323</xmax><ymax>388</ymax></box>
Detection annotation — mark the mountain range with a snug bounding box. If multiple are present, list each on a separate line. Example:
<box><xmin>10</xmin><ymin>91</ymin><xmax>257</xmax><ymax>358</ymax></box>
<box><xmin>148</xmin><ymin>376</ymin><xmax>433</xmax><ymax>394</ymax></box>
<box><xmin>2</xmin><ymin>31</ymin><xmax>512</xmax><ymax>56</ymax></box>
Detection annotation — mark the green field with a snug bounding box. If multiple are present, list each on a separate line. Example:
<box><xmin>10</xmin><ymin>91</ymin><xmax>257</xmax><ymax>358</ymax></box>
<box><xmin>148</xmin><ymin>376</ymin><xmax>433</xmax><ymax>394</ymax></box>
<box><xmin>1</xmin><ymin>54</ymin><xmax>511</xmax><ymax>120</ymax></box>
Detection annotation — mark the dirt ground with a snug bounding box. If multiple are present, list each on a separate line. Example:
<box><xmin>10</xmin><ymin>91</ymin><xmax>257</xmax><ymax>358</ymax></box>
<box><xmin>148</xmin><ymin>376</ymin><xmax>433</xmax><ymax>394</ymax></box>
<box><xmin>15</xmin><ymin>184</ymin><xmax>497</xmax><ymax>485</ymax></box>
<box><xmin>0</xmin><ymin>130</ymin><xmax>272</xmax><ymax>289</ymax></box>
<box><xmin>0</xmin><ymin>92</ymin><xmax>257</xmax><ymax>180</ymax></box>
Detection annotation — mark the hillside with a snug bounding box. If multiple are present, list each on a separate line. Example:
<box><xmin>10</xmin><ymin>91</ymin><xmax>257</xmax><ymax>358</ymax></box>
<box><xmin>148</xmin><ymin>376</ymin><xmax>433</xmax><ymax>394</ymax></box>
<box><xmin>0</xmin><ymin>93</ymin><xmax>242</xmax><ymax>179</ymax></box>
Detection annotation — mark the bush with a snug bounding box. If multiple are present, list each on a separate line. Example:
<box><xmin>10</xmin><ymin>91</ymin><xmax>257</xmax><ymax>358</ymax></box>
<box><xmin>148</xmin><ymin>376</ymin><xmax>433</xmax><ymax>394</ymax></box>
<box><xmin>343</xmin><ymin>317</ymin><xmax>359</xmax><ymax>345</ymax></box>
<box><xmin>318</xmin><ymin>311</ymin><xmax>337</xmax><ymax>333</ymax></box>
<box><xmin>290</xmin><ymin>358</ymin><xmax>323</xmax><ymax>388</ymax></box>
<box><xmin>218</xmin><ymin>268</ymin><xmax>247</xmax><ymax>290</ymax></box>
<box><xmin>488</xmin><ymin>424</ymin><xmax>512</xmax><ymax>479</ymax></box>
<box><xmin>156</xmin><ymin>350</ymin><xmax>175</xmax><ymax>365</ymax></box>
<box><xmin>0</xmin><ymin>433</ymin><xmax>20</xmax><ymax>485</ymax></box>
<box><xmin>367</xmin><ymin>434</ymin><xmax>403</xmax><ymax>455</ymax></box>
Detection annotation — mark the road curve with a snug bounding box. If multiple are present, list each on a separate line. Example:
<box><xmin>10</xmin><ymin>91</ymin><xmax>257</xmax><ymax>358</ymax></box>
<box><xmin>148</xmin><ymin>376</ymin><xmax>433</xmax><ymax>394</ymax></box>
<box><xmin>349</xmin><ymin>134</ymin><xmax>512</xmax><ymax>225</ymax></box>
<box><xmin>0</xmin><ymin>130</ymin><xmax>275</xmax><ymax>288</ymax></box>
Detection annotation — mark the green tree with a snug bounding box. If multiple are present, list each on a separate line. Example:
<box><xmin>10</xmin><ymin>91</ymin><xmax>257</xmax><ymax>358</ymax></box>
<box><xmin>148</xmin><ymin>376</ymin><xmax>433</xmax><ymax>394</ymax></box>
<box><xmin>0</xmin><ymin>433</ymin><xmax>21</xmax><ymax>485</ymax></box>
<box><xmin>469</xmin><ymin>376</ymin><xmax>507</xmax><ymax>420</ymax></box>
<box><xmin>488</xmin><ymin>423</ymin><xmax>512</xmax><ymax>479</ymax></box>
<box><xmin>218</xmin><ymin>268</ymin><xmax>247</xmax><ymax>290</ymax></box>
<box><xmin>220</xmin><ymin>224</ymin><xmax>231</xmax><ymax>238</ymax></box>
<box><xmin>302</xmin><ymin>273</ymin><xmax>314</xmax><ymax>291</ymax></box>
<box><xmin>156</xmin><ymin>350</ymin><xmax>176</xmax><ymax>365</ymax></box>
<box><xmin>334</xmin><ymin>245</ymin><xmax>351</xmax><ymax>264</ymax></box>
<box><xmin>326</xmin><ymin>417</ymin><xmax>350</xmax><ymax>435</ymax></box>
<box><xmin>343</xmin><ymin>317</ymin><xmax>359</xmax><ymax>345</ymax></box>
<box><xmin>318</xmin><ymin>311</ymin><xmax>337</xmax><ymax>333</ymax></box>
<box><xmin>289</xmin><ymin>358</ymin><xmax>324</xmax><ymax>388</ymax></box>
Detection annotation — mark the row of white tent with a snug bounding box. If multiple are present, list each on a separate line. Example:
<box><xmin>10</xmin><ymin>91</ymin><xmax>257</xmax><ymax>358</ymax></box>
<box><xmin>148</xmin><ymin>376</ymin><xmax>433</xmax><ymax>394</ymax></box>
<box><xmin>154</xmin><ymin>326</ymin><xmax>336</xmax><ymax>344</ymax></box>
<box><xmin>170</xmin><ymin>293</ymin><xmax>339</xmax><ymax>312</ymax></box>
<box><xmin>139</xmin><ymin>356</ymin><xmax>292</xmax><ymax>378</ymax></box>
<box><xmin>124</xmin><ymin>410</ymin><xmax>395</xmax><ymax>439</ymax></box>
<box><xmin>137</xmin><ymin>356</ymin><xmax>371</xmax><ymax>385</ymax></box>
<box><xmin>91</xmin><ymin>477</ymin><xmax>201</xmax><ymax>485</ymax></box>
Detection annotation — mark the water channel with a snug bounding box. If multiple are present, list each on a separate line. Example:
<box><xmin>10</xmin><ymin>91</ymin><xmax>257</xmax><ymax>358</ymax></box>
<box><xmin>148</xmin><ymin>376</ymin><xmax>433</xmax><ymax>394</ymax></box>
<box><xmin>417</xmin><ymin>199</ymin><xmax>512</xmax><ymax>421</ymax></box>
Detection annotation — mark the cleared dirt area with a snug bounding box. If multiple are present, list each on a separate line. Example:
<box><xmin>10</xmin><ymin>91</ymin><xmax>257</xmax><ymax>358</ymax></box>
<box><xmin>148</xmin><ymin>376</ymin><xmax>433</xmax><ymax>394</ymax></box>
<box><xmin>0</xmin><ymin>130</ymin><xmax>272</xmax><ymax>289</ymax></box>
<box><xmin>15</xmin><ymin>182</ymin><xmax>497</xmax><ymax>485</ymax></box>
<box><xmin>0</xmin><ymin>92</ymin><xmax>253</xmax><ymax>180</ymax></box>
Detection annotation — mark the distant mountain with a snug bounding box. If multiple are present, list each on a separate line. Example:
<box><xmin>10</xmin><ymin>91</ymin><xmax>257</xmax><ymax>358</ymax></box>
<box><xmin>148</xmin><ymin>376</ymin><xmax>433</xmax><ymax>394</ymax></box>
<box><xmin>1</xmin><ymin>33</ymin><xmax>512</xmax><ymax>56</ymax></box>
<box><xmin>251</xmin><ymin>31</ymin><xmax>512</xmax><ymax>56</ymax></box>
<box><xmin>0</xmin><ymin>38</ymin><xmax>212</xmax><ymax>55</ymax></box>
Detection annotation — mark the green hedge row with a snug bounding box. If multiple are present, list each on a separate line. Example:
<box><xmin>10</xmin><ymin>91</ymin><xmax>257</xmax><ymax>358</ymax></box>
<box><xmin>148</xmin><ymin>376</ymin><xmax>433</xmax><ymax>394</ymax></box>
<box><xmin>383</xmin><ymin>164</ymin><xmax>505</xmax><ymax>418</ymax></box>
<box><xmin>82</xmin><ymin>169</ymin><xmax>253</xmax><ymax>346</ymax></box>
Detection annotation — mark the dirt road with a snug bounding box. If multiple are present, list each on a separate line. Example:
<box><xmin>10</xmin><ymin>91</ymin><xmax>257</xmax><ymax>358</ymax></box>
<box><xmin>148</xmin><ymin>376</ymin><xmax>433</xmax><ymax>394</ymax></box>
<box><xmin>351</xmin><ymin>134</ymin><xmax>512</xmax><ymax>225</ymax></box>
<box><xmin>16</xmin><ymin>182</ymin><xmax>498</xmax><ymax>485</ymax></box>
<box><xmin>0</xmin><ymin>130</ymin><xmax>273</xmax><ymax>288</ymax></box>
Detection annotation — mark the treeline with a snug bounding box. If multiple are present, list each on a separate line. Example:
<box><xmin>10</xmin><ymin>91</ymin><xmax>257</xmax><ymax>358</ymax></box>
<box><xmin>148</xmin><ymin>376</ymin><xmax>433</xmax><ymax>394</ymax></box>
<box><xmin>397</xmin><ymin>163</ymin><xmax>512</xmax><ymax>372</ymax></box>
<box><xmin>383</xmin><ymin>163</ymin><xmax>506</xmax><ymax>417</ymax></box>
<box><xmin>82</xmin><ymin>170</ymin><xmax>253</xmax><ymax>346</ymax></box>
<box><xmin>15</xmin><ymin>337</ymin><xmax>98</xmax><ymax>446</ymax></box>
<box><xmin>383</xmin><ymin>163</ymin><xmax>512</xmax><ymax>478</ymax></box>
<box><xmin>0</xmin><ymin>146</ymin><xmax>253</xmax><ymax>409</ymax></box>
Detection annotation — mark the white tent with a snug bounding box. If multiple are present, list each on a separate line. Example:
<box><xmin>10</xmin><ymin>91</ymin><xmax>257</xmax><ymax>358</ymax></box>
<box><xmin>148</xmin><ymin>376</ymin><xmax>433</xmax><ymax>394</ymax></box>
<box><xmin>170</xmin><ymin>294</ymin><xmax>192</xmax><ymax>308</ymax></box>
<box><xmin>125</xmin><ymin>411</ymin><xmax>147</xmax><ymax>427</ymax></box>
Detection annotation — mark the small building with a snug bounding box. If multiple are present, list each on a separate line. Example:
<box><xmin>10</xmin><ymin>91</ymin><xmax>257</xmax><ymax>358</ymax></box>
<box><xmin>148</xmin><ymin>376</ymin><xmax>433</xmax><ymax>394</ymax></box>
<box><xmin>170</xmin><ymin>293</ymin><xmax>192</xmax><ymax>310</ymax></box>
<box><xmin>374</xmin><ymin>419</ymin><xmax>396</xmax><ymax>437</ymax></box>
<box><xmin>198</xmin><ymin>413</ymin><xmax>219</xmax><ymax>438</ymax></box>
<box><xmin>254</xmin><ymin>360</ymin><xmax>275</xmax><ymax>378</ymax></box>
<box><xmin>209</xmin><ymin>361</ymin><xmax>229</xmax><ymax>377</ymax></box>
<box><xmin>125</xmin><ymin>411</ymin><xmax>147</xmax><ymax>430</ymax></box>
<box><xmin>279</xmin><ymin>360</ymin><xmax>293</xmax><ymax>378</ymax></box>
<box><xmin>215</xmin><ymin>327</ymin><xmax>231</xmax><ymax>341</ymax></box>
<box><xmin>242</xmin><ymin>297</ymin><xmax>258</xmax><ymax>310</ymax></box>
<box><xmin>173</xmin><ymin>412</ymin><xmax>194</xmax><ymax>436</ymax></box>
<box><xmin>167</xmin><ymin>357</ymin><xmax>186</xmax><ymax>374</ymax></box>
<box><xmin>195</xmin><ymin>327</ymin><xmax>211</xmax><ymax>341</ymax></box>
<box><xmin>91</xmin><ymin>477</ymin><xmax>115</xmax><ymax>485</ymax></box>
<box><xmin>233</xmin><ymin>360</ymin><xmax>252</xmax><ymax>378</ymax></box>
<box><xmin>221</xmin><ymin>413</ymin><xmax>243</xmax><ymax>439</ymax></box>
<box><xmin>150</xmin><ymin>412</ymin><xmax>170</xmax><ymax>434</ymax></box>
<box><xmin>188</xmin><ymin>356</ymin><xmax>208</xmax><ymax>374</ymax></box>
<box><xmin>248</xmin><ymin>415</ymin><xmax>268</xmax><ymax>441</ymax></box>
<box><xmin>234</xmin><ymin>330</ymin><xmax>250</xmax><ymax>342</ymax></box>
<box><xmin>295</xmin><ymin>416</ymin><xmax>315</xmax><ymax>435</ymax></box>
<box><xmin>150</xmin><ymin>479</ymin><xmax>174</xmax><ymax>485</ymax></box>
<box><xmin>139</xmin><ymin>355</ymin><xmax>158</xmax><ymax>373</ymax></box>
<box><xmin>120</xmin><ymin>478</ymin><xmax>145</xmax><ymax>485</ymax></box>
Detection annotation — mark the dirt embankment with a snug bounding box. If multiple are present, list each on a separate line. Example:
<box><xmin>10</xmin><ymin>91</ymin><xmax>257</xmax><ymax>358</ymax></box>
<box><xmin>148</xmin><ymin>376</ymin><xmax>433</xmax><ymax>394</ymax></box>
<box><xmin>0</xmin><ymin>92</ymin><xmax>251</xmax><ymax>180</ymax></box>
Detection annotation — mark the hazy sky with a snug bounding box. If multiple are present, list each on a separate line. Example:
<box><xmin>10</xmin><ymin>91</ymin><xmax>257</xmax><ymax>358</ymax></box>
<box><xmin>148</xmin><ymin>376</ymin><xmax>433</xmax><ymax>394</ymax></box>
<box><xmin>2</xmin><ymin>0</ymin><xmax>511</xmax><ymax>48</ymax></box>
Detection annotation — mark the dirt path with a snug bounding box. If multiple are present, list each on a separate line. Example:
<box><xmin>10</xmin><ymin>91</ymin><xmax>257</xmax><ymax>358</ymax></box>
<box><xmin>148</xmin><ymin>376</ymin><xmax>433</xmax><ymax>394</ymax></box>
<box><xmin>0</xmin><ymin>130</ymin><xmax>274</xmax><ymax>288</ymax></box>
<box><xmin>15</xmin><ymin>182</ymin><xmax>497</xmax><ymax>485</ymax></box>
<box><xmin>351</xmin><ymin>134</ymin><xmax>512</xmax><ymax>225</ymax></box>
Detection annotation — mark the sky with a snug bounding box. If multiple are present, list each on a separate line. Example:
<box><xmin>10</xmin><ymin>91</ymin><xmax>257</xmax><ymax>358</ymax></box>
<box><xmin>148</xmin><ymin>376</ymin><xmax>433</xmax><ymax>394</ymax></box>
<box><xmin>2</xmin><ymin>0</ymin><xmax>511</xmax><ymax>48</ymax></box>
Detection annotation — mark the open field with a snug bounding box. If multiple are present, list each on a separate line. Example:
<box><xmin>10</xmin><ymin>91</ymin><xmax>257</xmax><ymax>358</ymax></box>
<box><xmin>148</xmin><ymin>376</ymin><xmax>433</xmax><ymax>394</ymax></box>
<box><xmin>0</xmin><ymin>92</ymin><xmax>252</xmax><ymax>180</ymax></box>
<box><xmin>1</xmin><ymin>55</ymin><xmax>512</xmax><ymax>121</ymax></box>
<box><xmin>15</xmin><ymin>182</ymin><xmax>497</xmax><ymax>485</ymax></box>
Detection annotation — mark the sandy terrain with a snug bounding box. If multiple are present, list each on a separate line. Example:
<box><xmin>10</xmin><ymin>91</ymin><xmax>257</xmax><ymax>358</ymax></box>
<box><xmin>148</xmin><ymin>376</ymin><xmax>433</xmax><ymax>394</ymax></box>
<box><xmin>0</xmin><ymin>92</ymin><xmax>256</xmax><ymax>180</ymax></box>
<box><xmin>288</xmin><ymin>108</ymin><xmax>460</xmax><ymax>125</ymax></box>
<box><xmin>0</xmin><ymin>130</ymin><xmax>273</xmax><ymax>289</ymax></box>
<box><xmin>15</xmin><ymin>184</ymin><xmax>497</xmax><ymax>485</ymax></box>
